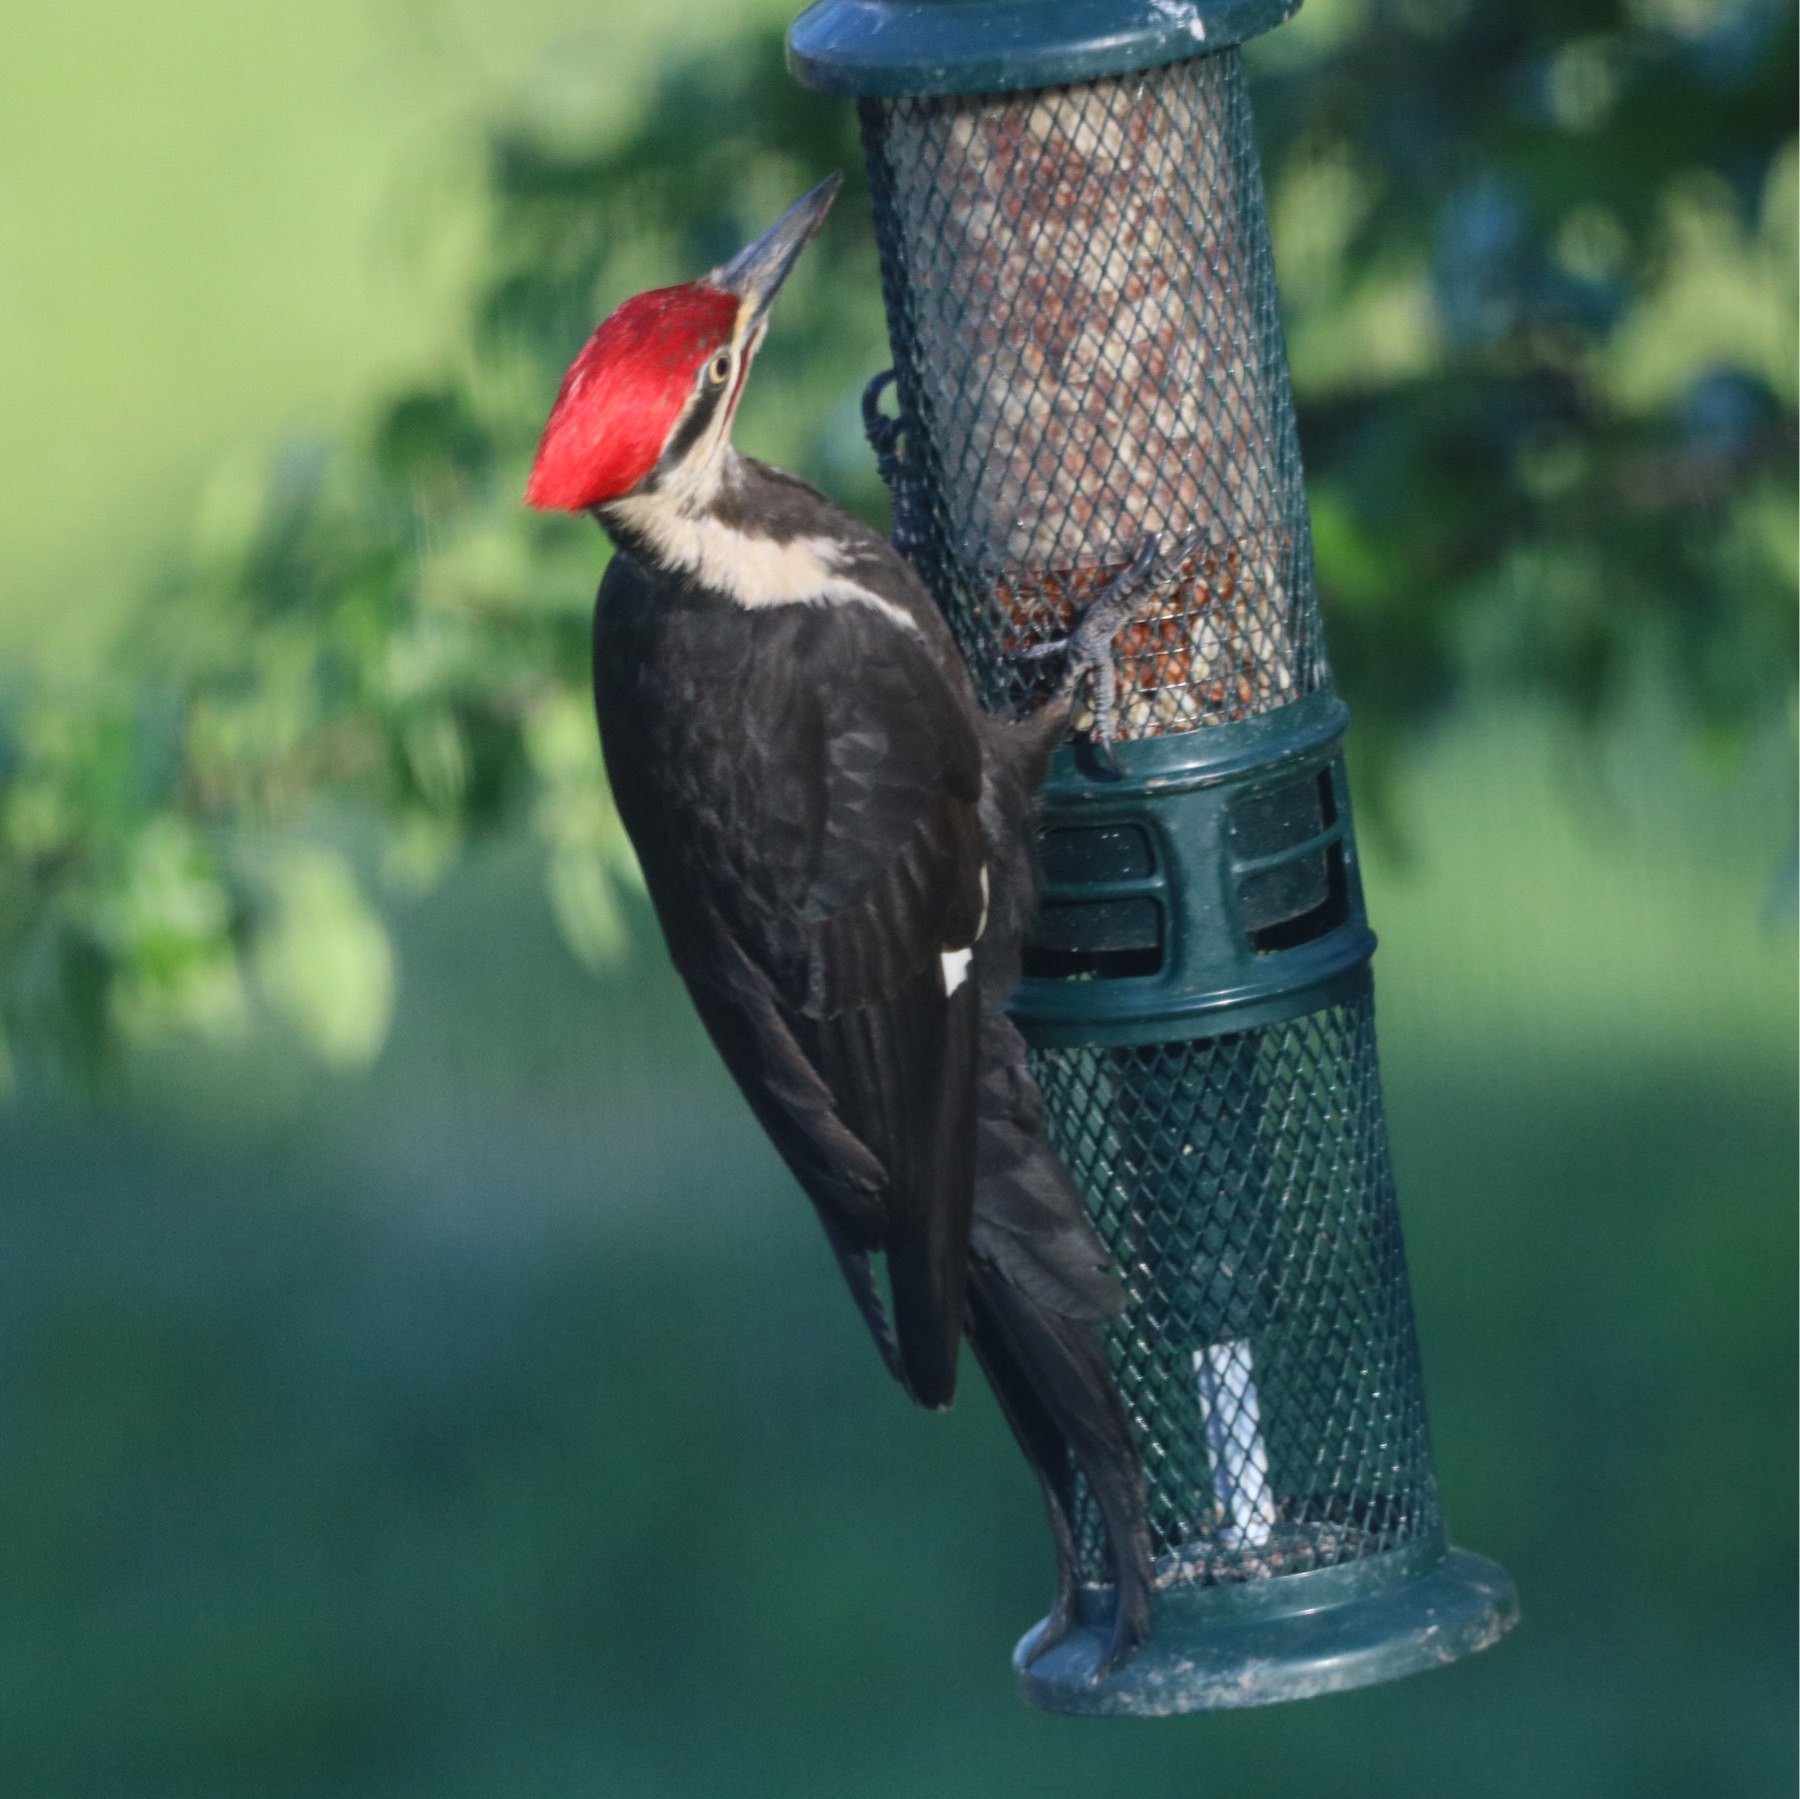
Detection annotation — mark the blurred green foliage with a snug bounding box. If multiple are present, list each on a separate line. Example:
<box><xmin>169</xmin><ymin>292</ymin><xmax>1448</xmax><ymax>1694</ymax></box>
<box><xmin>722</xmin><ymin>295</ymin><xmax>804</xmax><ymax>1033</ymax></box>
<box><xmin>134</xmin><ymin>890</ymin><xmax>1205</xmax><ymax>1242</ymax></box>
<box><xmin>0</xmin><ymin>0</ymin><xmax>1791</xmax><ymax>1084</ymax></box>
<box><xmin>1256</xmin><ymin>0</ymin><xmax>1797</xmax><ymax>776</ymax></box>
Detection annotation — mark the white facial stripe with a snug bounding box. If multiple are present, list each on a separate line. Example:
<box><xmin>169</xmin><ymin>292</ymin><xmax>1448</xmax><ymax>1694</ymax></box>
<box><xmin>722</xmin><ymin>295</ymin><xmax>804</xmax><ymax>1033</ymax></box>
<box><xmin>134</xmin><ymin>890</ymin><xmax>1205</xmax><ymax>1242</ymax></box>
<box><xmin>666</xmin><ymin>387</ymin><xmax>735</xmax><ymax>512</ymax></box>
<box><xmin>975</xmin><ymin>865</ymin><xmax>990</xmax><ymax>939</ymax></box>
<box><xmin>606</xmin><ymin>499</ymin><xmax>921</xmax><ymax>636</ymax></box>
<box><xmin>677</xmin><ymin>312</ymin><xmax>761</xmax><ymax>486</ymax></box>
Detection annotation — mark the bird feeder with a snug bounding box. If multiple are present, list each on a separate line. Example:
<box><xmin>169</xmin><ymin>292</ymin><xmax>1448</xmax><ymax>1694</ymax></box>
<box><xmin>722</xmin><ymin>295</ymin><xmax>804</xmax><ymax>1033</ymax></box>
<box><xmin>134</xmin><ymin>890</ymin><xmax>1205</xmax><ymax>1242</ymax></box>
<box><xmin>788</xmin><ymin>0</ymin><xmax>1517</xmax><ymax>1715</ymax></box>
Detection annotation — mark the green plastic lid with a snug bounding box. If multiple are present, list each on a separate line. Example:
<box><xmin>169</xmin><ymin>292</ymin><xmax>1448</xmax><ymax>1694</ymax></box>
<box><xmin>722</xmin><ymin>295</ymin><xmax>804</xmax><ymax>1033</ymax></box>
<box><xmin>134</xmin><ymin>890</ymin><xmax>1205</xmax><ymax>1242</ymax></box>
<box><xmin>787</xmin><ymin>0</ymin><xmax>1302</xmax><ymax>96</ymax></box>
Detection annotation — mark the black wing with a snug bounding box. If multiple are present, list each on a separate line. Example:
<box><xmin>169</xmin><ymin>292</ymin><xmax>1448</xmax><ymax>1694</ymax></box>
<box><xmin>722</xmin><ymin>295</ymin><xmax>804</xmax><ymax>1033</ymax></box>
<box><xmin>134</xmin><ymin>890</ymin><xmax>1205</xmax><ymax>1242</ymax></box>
<box><xmin>596</xmin><ymin>562</ymin><xmax>987</xmax><ymax>1408</ymax></box>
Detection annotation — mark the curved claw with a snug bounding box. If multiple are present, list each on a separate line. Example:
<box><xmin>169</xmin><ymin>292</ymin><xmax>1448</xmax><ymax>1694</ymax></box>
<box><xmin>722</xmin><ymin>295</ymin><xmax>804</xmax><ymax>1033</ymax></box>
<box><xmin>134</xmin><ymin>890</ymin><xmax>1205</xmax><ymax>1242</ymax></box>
<box><xmin>1085</xmin><ymin>731</ymin><xmax>1126</xmax><ymax>782</ymax></box>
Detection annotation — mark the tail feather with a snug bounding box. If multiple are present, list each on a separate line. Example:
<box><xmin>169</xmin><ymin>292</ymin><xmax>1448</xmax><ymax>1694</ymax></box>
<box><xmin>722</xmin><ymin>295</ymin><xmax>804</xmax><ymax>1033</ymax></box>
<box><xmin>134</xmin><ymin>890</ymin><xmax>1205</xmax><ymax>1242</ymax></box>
<box><xmin>969</xmin><ymin>998</ymin><xmax>1152</xmax><ymax>1675</ymax></box>
<box><xmin>966</xmin><ymin>1276</ymin><xmax>1081</xmax><ymax>1636</ymax></box>
<box><xmin>968</xmin><ymin>1260</ymin><xmax>1153</xmax><ymax>1675</ymax></box>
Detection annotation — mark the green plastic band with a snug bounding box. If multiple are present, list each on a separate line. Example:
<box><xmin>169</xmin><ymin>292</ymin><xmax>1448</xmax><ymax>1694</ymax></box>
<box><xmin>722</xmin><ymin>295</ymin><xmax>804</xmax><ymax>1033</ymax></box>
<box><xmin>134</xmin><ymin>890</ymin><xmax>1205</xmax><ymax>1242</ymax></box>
<box><xmin>1011</xmin><ymin>691</ymin><xmax>1378</xmax><ymax>1048</ymax></box>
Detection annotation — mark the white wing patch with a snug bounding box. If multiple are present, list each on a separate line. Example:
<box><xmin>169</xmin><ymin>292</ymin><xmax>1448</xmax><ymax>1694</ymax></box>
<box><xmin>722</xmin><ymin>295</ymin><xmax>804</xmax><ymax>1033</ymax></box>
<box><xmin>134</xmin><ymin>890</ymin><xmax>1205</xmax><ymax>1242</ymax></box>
<box><xmin>940</xmin><ymin>864</ymin><xmax>988</xmax><ymax>997</ymax></box>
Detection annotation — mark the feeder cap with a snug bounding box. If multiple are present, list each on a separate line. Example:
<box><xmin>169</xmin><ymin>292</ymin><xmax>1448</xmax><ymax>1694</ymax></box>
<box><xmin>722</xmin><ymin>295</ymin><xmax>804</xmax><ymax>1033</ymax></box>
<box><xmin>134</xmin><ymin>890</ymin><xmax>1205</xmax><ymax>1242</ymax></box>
<box><xmin>788</xmin><ymin>0</ymin><xmax>1302</xmax><ymax>96</ymax></box>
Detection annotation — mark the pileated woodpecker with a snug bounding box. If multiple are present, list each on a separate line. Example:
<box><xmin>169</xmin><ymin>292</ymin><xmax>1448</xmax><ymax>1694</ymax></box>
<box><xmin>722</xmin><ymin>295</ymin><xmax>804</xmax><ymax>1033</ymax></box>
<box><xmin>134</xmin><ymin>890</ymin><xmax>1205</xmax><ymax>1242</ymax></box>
<box><xmin>526</xmin><ymin>174</ymin><xmax>1159</xmax><ymax>1676</ymax></box>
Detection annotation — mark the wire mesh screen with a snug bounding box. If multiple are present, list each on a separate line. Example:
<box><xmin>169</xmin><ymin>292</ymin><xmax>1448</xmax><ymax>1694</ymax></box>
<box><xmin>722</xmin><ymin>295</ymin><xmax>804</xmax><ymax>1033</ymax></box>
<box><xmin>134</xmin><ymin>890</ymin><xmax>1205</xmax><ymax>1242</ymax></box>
<box><xmin>860</xmin><ymin>50</ymin><xmax>1327</xmax><ymax>737</ymax></box>
<box><xmin>1031</xmin><ymin>991</ymin><xmax>1444</xmax><ymax>1585</ymax></box>
<box><xmin>860</xmin><ymin>46</ymin><xmax>1443</xmax><ymax>1603</ymax></box>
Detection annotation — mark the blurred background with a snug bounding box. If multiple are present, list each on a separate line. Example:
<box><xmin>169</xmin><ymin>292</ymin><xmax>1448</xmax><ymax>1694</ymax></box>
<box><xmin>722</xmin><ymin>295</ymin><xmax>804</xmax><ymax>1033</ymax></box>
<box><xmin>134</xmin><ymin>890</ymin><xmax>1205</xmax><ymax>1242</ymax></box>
<box><xmin>0</xmin><ymin>0</ymin><xmax>1793</xmax><ymax>1792</ymax></box>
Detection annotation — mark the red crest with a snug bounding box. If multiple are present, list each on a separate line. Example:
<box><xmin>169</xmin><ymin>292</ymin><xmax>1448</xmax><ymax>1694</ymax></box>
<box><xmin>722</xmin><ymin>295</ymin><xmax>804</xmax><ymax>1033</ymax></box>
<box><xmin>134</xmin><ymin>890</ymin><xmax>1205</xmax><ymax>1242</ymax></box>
<box><xmin>524</xmin><ymin>284</ymin><xmax>738</xmax><ymax>511</ymax></box>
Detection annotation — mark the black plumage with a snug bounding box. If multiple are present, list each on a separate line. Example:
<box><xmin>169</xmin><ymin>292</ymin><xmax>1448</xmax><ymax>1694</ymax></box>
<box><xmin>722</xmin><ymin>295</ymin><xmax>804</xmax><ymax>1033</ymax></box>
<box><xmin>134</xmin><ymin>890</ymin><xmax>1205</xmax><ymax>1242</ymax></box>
<box><xmin>594</xmin><ymin>455</ymin><xmax>1153</xmax><ymax>1674</ymax></box>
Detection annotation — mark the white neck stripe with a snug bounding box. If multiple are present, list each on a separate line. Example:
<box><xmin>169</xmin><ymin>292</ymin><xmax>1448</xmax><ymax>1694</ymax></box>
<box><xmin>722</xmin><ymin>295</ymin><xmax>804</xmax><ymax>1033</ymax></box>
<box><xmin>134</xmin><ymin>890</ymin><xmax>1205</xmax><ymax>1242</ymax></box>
<box><xmin>607</xmin><ymin>498</ymin><xmax>920</xmax><ymax>637</ymax></box>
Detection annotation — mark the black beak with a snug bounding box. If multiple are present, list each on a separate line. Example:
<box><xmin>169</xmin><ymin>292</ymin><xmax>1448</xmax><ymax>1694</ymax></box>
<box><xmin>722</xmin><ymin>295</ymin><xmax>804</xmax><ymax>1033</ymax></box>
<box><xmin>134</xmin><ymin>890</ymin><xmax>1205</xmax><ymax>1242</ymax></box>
<box><xmin>713</xmin><ymin>173</ymin><xmax>843</xmax><ymax>336</ymax></box>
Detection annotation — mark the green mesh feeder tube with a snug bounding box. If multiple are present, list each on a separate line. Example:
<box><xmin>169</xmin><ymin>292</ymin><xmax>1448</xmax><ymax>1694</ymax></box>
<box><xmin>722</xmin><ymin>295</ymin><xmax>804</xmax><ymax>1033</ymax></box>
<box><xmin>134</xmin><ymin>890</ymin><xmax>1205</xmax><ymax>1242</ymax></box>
<box><xmin>790</xmin><ymin>0</ymin><xmax>1517</xmax><ymax>1715</ymax></box>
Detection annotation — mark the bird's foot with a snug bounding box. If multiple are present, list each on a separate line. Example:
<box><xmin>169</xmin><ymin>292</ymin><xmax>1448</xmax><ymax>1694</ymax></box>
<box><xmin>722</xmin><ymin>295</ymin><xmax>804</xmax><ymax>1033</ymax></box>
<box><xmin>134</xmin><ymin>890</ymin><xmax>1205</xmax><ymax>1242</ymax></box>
<box><xmin>1010</xmin><ymin>530</ymin><xmax>1202</xmax><ymax>775</ymax></box>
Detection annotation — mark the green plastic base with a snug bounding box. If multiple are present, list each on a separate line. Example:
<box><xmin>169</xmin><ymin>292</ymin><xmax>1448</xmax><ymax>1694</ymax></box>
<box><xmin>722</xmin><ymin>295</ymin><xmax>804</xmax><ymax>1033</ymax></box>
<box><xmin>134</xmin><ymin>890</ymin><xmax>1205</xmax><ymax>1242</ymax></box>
<box><xmin>1011</xmin><ymin>691</ymin><xmax>1377</xmax><ymax>1048</ymax></box>
<box><xmin>1014</xmin><ymin>1546</ymin><xmax>1519</xmax><ymax>1716</ymax></box>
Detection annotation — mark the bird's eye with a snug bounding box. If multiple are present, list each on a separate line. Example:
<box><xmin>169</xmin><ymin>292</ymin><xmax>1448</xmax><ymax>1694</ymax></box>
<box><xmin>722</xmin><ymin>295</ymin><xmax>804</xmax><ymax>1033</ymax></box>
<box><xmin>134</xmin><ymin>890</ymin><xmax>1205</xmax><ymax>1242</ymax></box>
<box><xmin>706</xmin><ymin>351</ymin><xmax>732</xmax><ymax>387</ymax></box>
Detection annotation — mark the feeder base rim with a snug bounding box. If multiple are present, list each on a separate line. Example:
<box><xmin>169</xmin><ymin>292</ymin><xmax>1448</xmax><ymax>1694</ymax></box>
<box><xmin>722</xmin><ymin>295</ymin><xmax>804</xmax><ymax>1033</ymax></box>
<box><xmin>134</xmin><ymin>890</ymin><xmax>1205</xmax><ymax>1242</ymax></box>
<box><xmin>1013</xmin><ymin>1545</ymin><xmax>1518</xmax><ymax>1716</ymax></box>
